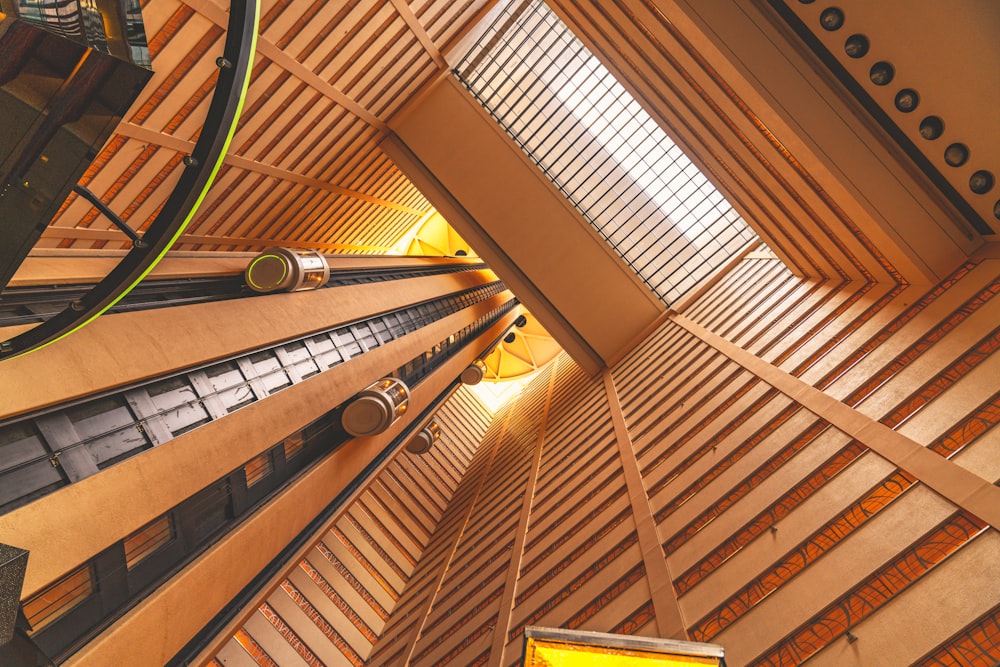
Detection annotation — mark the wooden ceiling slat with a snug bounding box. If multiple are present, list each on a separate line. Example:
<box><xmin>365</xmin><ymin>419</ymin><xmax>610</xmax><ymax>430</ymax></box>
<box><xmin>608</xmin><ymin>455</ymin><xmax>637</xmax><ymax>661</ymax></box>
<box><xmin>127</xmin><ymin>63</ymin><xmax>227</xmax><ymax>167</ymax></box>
<box><xmin>262</xmin><ymin>95</ymin><xmax>336</xmax><ymax>169</ymax></box>
<box><xmin>280</xmin><ymin>0</ymin><xmax>357</xmax><ymax>59</ymax></box>
<box><xmin>307</xmin><ymin>185</ymin><xmax>383</xmax><ymax>238</ymax></box>
<box><xmin>240</xmin><ymin>84</ymin><xmax>316</xmax><ymax>161</ymax></box>
<box><xmin>280</xmin><ymin>192</ymin><xmax>350</xmax><ymax>243</ymax></box>
<box><xmin>316</xmin><ymin>132</ymin><xmax>384</xmax><ymax>189</ymax></box>
<box><xmin>346</xmin><ymin>155</ymin><xmax>395</xmax><ymax>196</ymax></box>
<box><xmin>43</xmin><ymin>0</ymin><xmax>489</xmax><ymax>253</ymax></box>
<box><xmin>146</xmin><ymin>2</ymin><xmax>196</xmax><ymax>59</ymax></box>
<box><xmin>298</xmin><ymin>185</ymin><xmax>375</xmax><ymax>237</ymax></box>
<box><xmin>352</xmin><ymin>40</ymin><xmax>430</xmax><ymax>112</ymax></box>
<box><xmin>116</xmin><ymin>154</ymin><xmax>186</xmax><ymax>234</ymax></box>
<box><xmin>336</xmin><ymin>138</ymin><xmax>394</xmax><ymax>190</ymax></box>
<box><xmin>339</xmin><ymin>19</ymin><xmax>412</xmax><ymax>100</ymax></box>
<box><xmin>259</xmin><ymin>38</ymin><xmax>387</xmax><ymax>131</ymax></box>
<box><xmin>379</xmin><ymin>208</ymin><xmax>421</xmax><ymax>243</ymax></box>
<box><xmin>306</xmin><ymin>180</ymin><xmax>394</xmax><ymax>244</ymax></box>
<box><xmin>371</xmin><ymin>58</ymin><xmax>438</xmax><ymax>120</ymax></box>
<box><xmin>258</xmin><ymin>0</ymin><xmax>295</xmax><ymax>34</ymax></box>
<box><xmin>419</xmin><ymin>0</ymin><xmax>486</xmax><ymax>47</ymax></box>
<box><xmin>163</xmin><ymin>71</ymin><xmax>219</xmax><ymax>136</ymax></box>
<box><xmin>257</xmin><ymin>0</ymin><xmax>317</xmax><ymax>45</ymax></box>
<box><xmin>282</xmin><ymin>108</ymin><xmax>361</xmax><ymax>176</ymax></box>
<box><xmin>196</xmin><ymin>171</ymin><xmax>274</xmax><ymax>242</ymax></box>
<box><xmin>187</xmin><ymin>167</ymin><xmax>247</xmax><ymax>237</ymax></box>
<box><xmin>130</xmin><ymin>20</ymin><xmax>223</xmax><ymax>127</ymax></box>
<box><xmin>142</xmin><ymin>50</ymin><xmax>221</xmax><ymax>135</ymax></box>
<box><xmin>378</xmin><ymin>176</ymin><xmax>423</xmax><ymax>211</ymax></box>
<box><xmin>328</xmin><ymin>206</ymin><xmax>396</xmax><ymax>249</ymax></box>
<box><xmin>316</xmin><ymin>4</ymin><xmax>397</xmax><ymax>88</ymax></box>
<box><xmin>238</xmin><ymin>153</ymin><xmax>425</xmax><ymax>213</ymax></box>
<box><xmin>182</xmin><ymin>0</ymin><xmax>386</xmax><ymax>130</ymax></box>
<box><xmin>374</xmin><ymin>212</ymin><xmax>421</xmax><ymax>249</ymax></box>
<box><xmin>228</xmin><ymin>182</ymin><xmax>323</xmax><ymax>241</ymax></box>
<box><xmin>229</xmin><ymin>63</ymin><xmax>294</xmax><ymax>154</ymax></box>
<box><xmin>273</xmin><ymin>111</ymin><xmax>356</xmax><ymax>180</ymax></box>
<box><xmin>113</xmin><ymin>121</ymin><xmax>424</xmax><ymax>219</ymax></box>
<box><xmin>330</xmin><ymin>202</ymin><xmax>403</xmax><ymax>249</ymax></box>
<box><xmin>389</xmin><ymin>0</ymin><xmax>446</xmax><ymax>68</ymax></box>
<box><xmin>211</xmin><ymin>179</ymin><xmax>297</xmax><ymax>245</ymax></box>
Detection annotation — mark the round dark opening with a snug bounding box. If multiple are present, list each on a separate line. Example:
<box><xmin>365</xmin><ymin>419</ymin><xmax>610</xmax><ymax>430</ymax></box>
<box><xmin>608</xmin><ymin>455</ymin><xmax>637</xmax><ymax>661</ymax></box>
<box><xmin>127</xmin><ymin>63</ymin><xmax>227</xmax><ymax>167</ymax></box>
<box><xmin>894</xmin><ymin>89</ymin><xmax>919</xmax><ymax>113</ymax></box>
<box><xmin>820</xmin><ymin>7</ymin><xmax>845</xmax><ymax>31</ymax></box>
<box><xmin>844</xmin><ymin>34</ymin><xmax>869</xmax><ymax>58</ymax></box>
<box><xmin>969</xmin><ymin>170</ymin><xmax>995</xmax><ymax>195</ymax></box>
<box><xmin>869</xmin><ymin>61</ymin><xmax>895</xmax><ymax>86</ymax></box>
<box><xmin>918</xmin><ymin>116</ymin><xmax>944</xmax><ymax>140</ymax></box>
<box><xmin>944</xmin><ymin>143</ymin><xmax>969</xmax><ymax>167</ymax></box>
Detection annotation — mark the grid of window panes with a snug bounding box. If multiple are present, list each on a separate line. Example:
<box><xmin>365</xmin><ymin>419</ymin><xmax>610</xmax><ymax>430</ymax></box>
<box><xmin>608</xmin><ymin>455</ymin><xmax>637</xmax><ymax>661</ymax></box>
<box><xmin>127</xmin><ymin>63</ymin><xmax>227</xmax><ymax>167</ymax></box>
<box><xmin>455</xmin><ymin>0</ymin><xmax>757</xmax><ymax>304</ymax></box>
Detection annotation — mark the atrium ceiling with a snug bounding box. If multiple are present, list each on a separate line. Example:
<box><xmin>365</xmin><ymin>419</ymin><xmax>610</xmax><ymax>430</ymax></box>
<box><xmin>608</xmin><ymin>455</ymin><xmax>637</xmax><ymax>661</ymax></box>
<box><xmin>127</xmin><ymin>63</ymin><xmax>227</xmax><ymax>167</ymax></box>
<box><xmin>39</xmin><ymin>0</ymin><xmax>494</xmax><ymax>255</ymax></box>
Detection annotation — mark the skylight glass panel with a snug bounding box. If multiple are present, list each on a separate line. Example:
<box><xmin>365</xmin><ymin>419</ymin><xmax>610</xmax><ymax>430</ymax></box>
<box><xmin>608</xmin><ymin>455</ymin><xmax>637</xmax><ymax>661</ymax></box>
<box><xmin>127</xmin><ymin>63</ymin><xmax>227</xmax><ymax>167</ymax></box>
<box><xmin>455</xmin><ymin>0</ymin><xmax>757</xmax><ymax>304</ymax></box>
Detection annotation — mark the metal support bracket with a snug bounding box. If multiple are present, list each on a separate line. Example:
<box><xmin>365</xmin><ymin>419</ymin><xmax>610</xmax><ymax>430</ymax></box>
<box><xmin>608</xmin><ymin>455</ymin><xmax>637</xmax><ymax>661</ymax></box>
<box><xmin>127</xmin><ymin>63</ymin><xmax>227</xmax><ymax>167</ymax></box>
<box><xmin>71</xmin><ymin>185</ymin><xmax>145</xmax><ymax>247</ymax></box>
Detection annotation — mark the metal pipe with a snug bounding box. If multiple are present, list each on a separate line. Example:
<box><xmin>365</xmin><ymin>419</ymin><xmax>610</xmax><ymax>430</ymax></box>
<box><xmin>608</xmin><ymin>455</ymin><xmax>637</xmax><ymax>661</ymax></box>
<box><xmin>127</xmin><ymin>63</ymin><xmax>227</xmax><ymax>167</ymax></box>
<box><xmin>71</xmin><ymin>185</ymin><xmax>144</xmax><ymax>247</ymax></box>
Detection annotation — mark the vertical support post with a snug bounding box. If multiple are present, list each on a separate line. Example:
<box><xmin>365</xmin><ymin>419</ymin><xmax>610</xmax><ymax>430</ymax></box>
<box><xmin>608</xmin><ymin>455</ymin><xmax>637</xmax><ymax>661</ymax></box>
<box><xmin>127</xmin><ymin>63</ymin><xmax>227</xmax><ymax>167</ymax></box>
<box><xmin>489</xmin><ymin>356</ymin><xmax>560</xmax><ymax>666</ymax></box>
<box><xmin>602</xmin><ymin>369</ymin><xmax>687</xmax><ymax>638</ymax></box>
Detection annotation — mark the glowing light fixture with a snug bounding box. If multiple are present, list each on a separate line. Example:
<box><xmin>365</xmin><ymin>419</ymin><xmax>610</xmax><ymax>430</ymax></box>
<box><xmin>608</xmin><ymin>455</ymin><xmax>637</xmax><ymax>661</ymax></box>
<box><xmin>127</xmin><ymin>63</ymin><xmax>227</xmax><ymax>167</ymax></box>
<box><xmin>523</xmin><ymin>627</ymin><xmax>725</xmax><ymax>667</ymax></box>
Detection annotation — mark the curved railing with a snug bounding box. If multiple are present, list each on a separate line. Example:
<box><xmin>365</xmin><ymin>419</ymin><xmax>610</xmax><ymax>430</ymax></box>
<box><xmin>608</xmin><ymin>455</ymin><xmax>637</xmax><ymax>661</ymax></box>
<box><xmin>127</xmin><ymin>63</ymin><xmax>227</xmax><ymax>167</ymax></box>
<box><xmin>0</xmin><ymin>0</ymin><xmax>260</xmax><ymax>360</ymax></box>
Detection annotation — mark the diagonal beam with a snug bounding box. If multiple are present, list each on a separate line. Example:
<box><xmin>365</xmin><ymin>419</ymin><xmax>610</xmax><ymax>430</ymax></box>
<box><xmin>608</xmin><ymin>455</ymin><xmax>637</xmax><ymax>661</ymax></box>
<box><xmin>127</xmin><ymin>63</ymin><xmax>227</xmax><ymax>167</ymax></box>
<box><xmin>39</xmin><ymin>226</ymin><xmax>394</xmax><ymax>253</ymax></box>
<box><xmin>673</xmin><ymin>312</ymin><xmax>1000</xmax><ymax>528</ymax></box>
<box><xmin>114</xmin><ymin>122</ymin><xmax>427</xmax><ymax>215</ymax></box>
<box><xmin>388</xmin><ymin>0</ymin><xmax>447</xmax><ymax>69</ymax></box>
<box><xmin>181</xmin><ymin>0</ymin><xmax>387</xmax><ymax>131</ymax></box>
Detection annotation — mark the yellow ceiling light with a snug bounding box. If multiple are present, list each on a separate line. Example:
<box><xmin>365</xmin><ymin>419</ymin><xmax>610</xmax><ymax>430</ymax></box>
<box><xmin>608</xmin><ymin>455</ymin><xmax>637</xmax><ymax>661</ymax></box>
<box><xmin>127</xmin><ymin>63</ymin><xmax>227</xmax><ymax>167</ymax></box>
<box><xmin>523</xmin><ymin>628</ymin><xmax>724</xmax><ymax>667</ymax></box>
<box><xmin>481</xmin><ymin>311</ymin><xmax>561</xmax><ymax>382</ymax></box>
<box><xmin>392</xmin><ymin>211</ymin><xmax>477</xmax><ymax>257</ymax></box>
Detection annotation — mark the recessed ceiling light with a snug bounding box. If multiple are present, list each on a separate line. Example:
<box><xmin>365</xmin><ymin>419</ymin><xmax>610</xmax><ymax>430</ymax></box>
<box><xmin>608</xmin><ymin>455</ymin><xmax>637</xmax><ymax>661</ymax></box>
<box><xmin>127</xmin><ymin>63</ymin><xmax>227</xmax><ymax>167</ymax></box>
<box><xmin>894</xmin><ymin>89</ymin><xmax>919</xmax><ymax>113</ymax></box>
<box><xmin>918</xmin><ymin>116</ymin><xmax>944</xmax><ymax>140</ymax></box>
<box><xmin>943</xmin><ymin>143</ymin><xmax>969</xmax><ymax>167</ymax></box>
<box><xmin>820</xmin><ymin>7</ymin><xmax>845</xmax><ymax>31</ymax></box>
<box><xmin>844</xmin><ymin>34</ymin><xmax>869</xmax><ymax>58</ymax></box>
<box><xmin>969</xmin><ymin>170</ymin><xmax>994</xmax><ymax>195</ymax></box>
<box><xmin>869</xmin><ymin>61</ymin><xmax>894</xmax><ymax>86</ymax></box>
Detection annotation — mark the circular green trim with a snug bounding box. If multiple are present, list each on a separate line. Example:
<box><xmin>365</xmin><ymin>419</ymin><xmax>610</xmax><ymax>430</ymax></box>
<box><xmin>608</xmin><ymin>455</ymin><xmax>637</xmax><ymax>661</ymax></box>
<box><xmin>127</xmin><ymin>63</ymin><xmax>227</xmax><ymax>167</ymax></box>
<box><xmin>246</xmin><ymin>253</ymin><xmax>287</xmax><ymax>290</ymax></box>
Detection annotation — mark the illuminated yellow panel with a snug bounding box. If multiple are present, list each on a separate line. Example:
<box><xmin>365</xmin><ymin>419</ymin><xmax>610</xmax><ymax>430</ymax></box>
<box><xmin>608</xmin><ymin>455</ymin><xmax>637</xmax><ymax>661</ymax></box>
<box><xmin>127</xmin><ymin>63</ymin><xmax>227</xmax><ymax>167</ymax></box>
<box><xmin>481</xmin><ymin>312</ymin><xmax>561</xmax><ymax>382</ymax></box>
<box><xmin>525</xmin><ymin>638</ymin><xmax>721</xmax><ymax>667</ymax></box>
<box><xmin>392</xmin><ymin>211</ymin><xmax>477</xmax><ymax>257</ymax></box>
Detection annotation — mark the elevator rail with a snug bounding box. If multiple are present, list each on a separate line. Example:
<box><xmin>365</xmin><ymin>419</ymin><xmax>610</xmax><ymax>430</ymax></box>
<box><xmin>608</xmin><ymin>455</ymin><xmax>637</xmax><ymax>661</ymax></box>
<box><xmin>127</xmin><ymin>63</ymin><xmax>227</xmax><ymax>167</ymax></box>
<box><xmin>3</xmin><ymin>298</ymin><xmax>515</xmax><ymax>664</ymax></box>
<box><xmin>0</xmin><ymin>262</ymin><xmax>486</xmax><ymax>328</ymax></box>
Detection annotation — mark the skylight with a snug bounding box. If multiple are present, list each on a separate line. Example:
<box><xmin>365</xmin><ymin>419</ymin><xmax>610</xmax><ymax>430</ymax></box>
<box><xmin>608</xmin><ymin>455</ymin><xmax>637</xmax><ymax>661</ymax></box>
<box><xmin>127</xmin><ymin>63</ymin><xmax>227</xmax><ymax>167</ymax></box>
<box><xmin>455</xmin><ymin>0</ymin><xmax>757</xmax><ymax>304</ymax></box>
